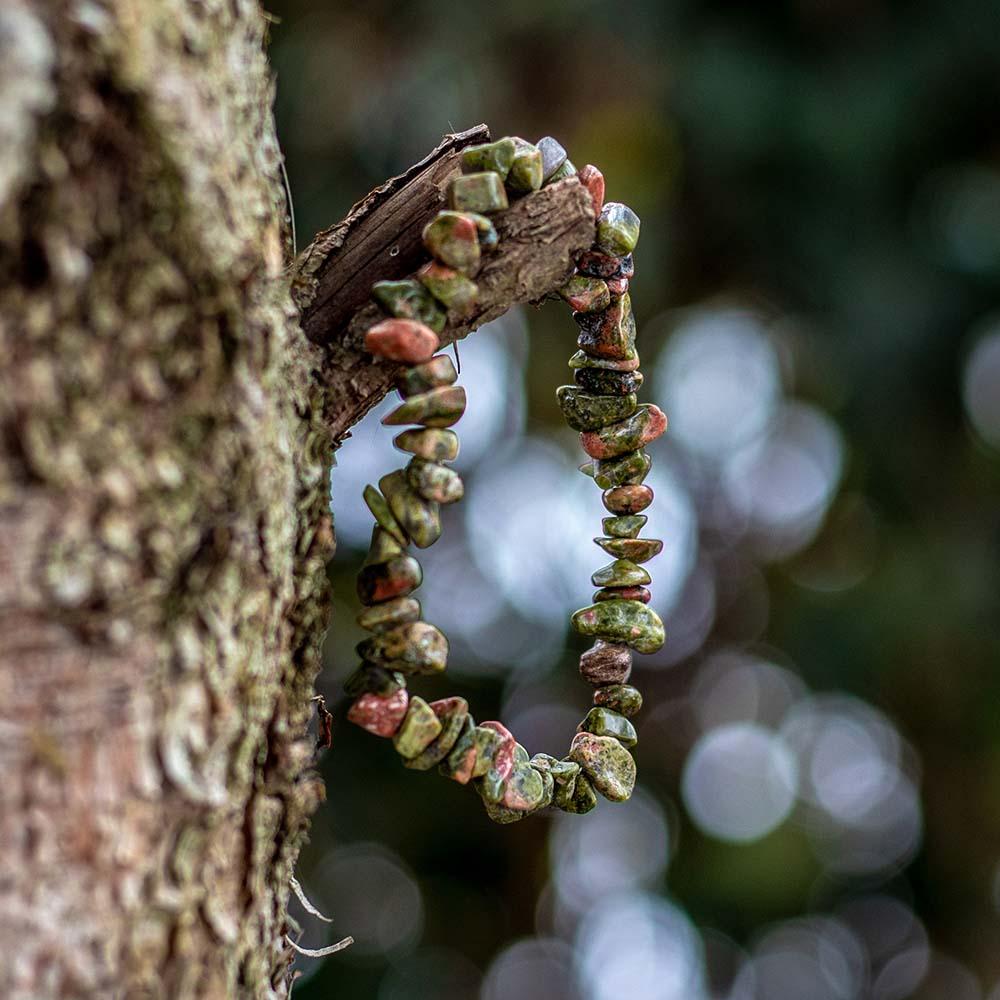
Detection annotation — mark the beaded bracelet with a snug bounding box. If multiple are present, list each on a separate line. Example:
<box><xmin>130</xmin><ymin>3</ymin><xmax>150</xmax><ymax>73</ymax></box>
<box><xmin>343</xmin><ymin>134</ymin><xmax>666</xmax><ymax>823</ymax></box>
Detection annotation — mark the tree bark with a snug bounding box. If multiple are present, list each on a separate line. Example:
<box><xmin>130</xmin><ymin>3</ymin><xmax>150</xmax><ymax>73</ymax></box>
<box><xmin>0</xmin><ymin>3</ymin><xmax>594</xmax><ymax>997</ymax></box>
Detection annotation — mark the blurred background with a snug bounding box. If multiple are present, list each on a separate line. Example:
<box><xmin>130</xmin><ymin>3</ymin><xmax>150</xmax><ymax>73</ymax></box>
<box><xmin>269</xmin><ymin>2</ymin><xmax>1000</xmax><ymax>997</ymax></box>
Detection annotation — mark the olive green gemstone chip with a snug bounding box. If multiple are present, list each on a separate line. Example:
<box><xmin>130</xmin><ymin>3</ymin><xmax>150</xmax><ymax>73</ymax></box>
<box><xmin>364</xmin><ymin>526</ymin><xmax>406</xmax><ymax>566</ymax></box>
<box><xmin>575</xmin><ymin>294</ymin><xmax>635</xmax><ymax>360</ymax></box>
<box><xmin>593</xmin><ymin>684</ymin><xmax>643</xmax><ymax>718</ymax></box>
<box><xmin>356</xmin><ymin>596</ymin><xmax>421</xmax><ymax>633</ymax></box>
<box><xmin>440</xmin><ymin>723</ymin><xmax>500</xmax><ymax>784</ymax></box>
<box><xmin>448</xmin><ymin>172</ymin><xmax>509</xmax><ymax>213</ymax></box>
<box><xmin>556</xmin><ymin>386</ymin><xmax>637</xmax><ymax>432</ymax></box>
<box><xmin>590</xmin><ymin>449</ymin><xmax>652</xmax><ymax>490</ymax></box>
<box><xmin>574</xmin><ymin>367</ymin><xmax>643</xmax><ymax>396</ymax></box>
<box><xmin>343</xmin><ymin>664</ymin><xmax>406</xmax><ymax>697</ymax></box>
<box><xmin>591</xmin><ymin>559</ymin><xmax>651</xmax><ymax>588</ymax></box>
<box><xmin>569</xmin><ymin>732</ymin><xmax>636</xmax><ymax>802</ymax></box>
<box><xmin>393</xmin><ymin>696</ymin><xmax>442</xmax><ymax>759</ymax></box>
<box><xmin>603</xmin><ymin>484</ymin><xmax>654</xmax><ymax>514</ymax></box>
<box><xmin>396</xmin><ymin>355</ymin><xmax>458</xmax><ymax>399</ymax></box>
<box><xmin>462</xmin><ymin>138</ymin><xmax>516</xmax><ymax>179</ymax></box>
<box><xmin>502</xmin><ymin>762</ymin><xmax>549</xmax><ymax>812</ymax></box>
<box><xmin>506</xmin><ymin>139</ymin><xmax>544</xmax><ymax>194</ymax></box>
<box><xmin>357</xmin><ymin>621</ymin><xmax>448</xmax><ymax>676</ymax></box>
<box><xmin>469</xmin><ymin>212</ymin><xmax>499</xmax><ymax>249</ymax></box>
<box><xmin>594</xmin><ymin>537</ymin><xmax>663</xmax><ymax>562</ymax></box>
<box><xmin>382</xmin><ymin>386</ymin><xmax>467</xmax><ymax>428</ymax></box>
<box><xmin>547</xmin><ymin>158</ymin><xmax>577</xmax><ymax>183</ymax></box>
<box><xmin>560</xmin><ymin>276</ymin><xmax>611</xmax><ymax>314</ymax></box>
<box><xmin>380</xmin><ymin>470</ymin><xmax>441</xmax><ymax>549</ymax></box>
<box><xmin>568</xmin><ymin>349</ymin><xmax>639</xmax><ymax>372</ymax></box>
<box><xmin>363</xmin><ymin>484</ymin><xmax>408</xmax><ymax>545</ymax></box>
<box><xmin>603</xmin><ymin>515</ymin><xmax>647</xmax><ymax>538</ymax></box>
<box><xmin>595</xmin><ymin>202</ymin><xmax>641</xmax><ymax>257</ymax></box>
<box><xmin>403</xmin><ymin>697</ymin><xmax>469</xmax><ymax>770</ymax></box>
<box><xmin>556</xmin><ymin>771</ymin><xmax>598</xmax><ymax>814</ymax></box>
<box><xmin>422</xmin><ymin>211</ymin><xmax>481</xmax><ymax>275</ymax></box>
<box><xmin>417</xmin><ymin>262</ymin><xmax>478</xmax><ymax>315</ymax></box>
<box><xmin>406</xmin><ymin>458</ymin><xmax>464</xmax><ymax>505</ymax></box>
<box><xmin>393</xmin><ymin>428</ymin><xmax>460</xmax><ymax>462</ymax></box>
<box><xmin>572</xmin><ymin>600</ymin><xmax>665</xmax><ymax>654</ymax></box>
<box><xmin>356</xmin><ymin>555</ymin><xmax>422</xmax><ymax>606</ymax></box>
<box><xmin>580</xmin><ymin>405</ymin><xmax>665</xmax><ymax>460</ymax></box>
<box><xmin>372</xmin><ymin>279</ymin><xmax>446</xmax><ymax>333</ymax></box>
<box><xmin>579</xmin><ymin>707</ymin><xmax>638</xmax><ymax>749</ymax></box>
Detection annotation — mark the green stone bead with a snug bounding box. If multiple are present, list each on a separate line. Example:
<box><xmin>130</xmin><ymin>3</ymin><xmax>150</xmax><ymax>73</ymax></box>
<box><xmin>461</xmin><ymin>137</ymin><xmax>517</xmax><ymax>179</ymax></box>
<box><xmin>363</xmin><ymin>484</ymin><xmax>409</xmax><ymax>545</ymax></box>
<box><xmin>593</xmin><ymin>684</ymin><xmax>643</xmax><ymax>718</ymax></box>
<box><xmin>556</xmin><ymin>386</ymin><xmax>637</xmax><ymax>432</ymax></box>
<box><xmin>594</xmin><ymin>537</ymin><xmax>663</xmax><ymax>563</ymax></box>
<box><xmin>422</xmin><ymin>211</ymin><xmax>482</xmax><ymax>276</ymax></box>
<box><xmin>364</xmin><ymin>526</ymin><xmax>406</xmax><ymax>566</ymax></box>
<box><xmin>502</xmin><ymin>762</ymin><xmax>548</xmax><ymax>811</ymax></box>
<box><xmin>591</xmin><ymin>559</ymin><xmax>651</xmax><ymax>588</ymax></box>
<box><xmin>396</xmin><ymin>355</ymin><xmax>457</xmax><ymax>399</ymax></box>
<box><xmin>592</xmin><ymin>450</ymin><xmax>652</xmax><ymax>490</ymax></box>
<box><xmin>560</xmin><ymin>276</ymin><xmax>610</xmax><ymax>314</ymax></box>
<box><xmin>579</xmin><ymin>707</ymin><xmax>638</xmax><ymax>749</ymax></box>
<box><xmin>477</xmin><ymin>766</ymin><xmax>506</xmax><ymax>804</ymax></box>
<box><xmin>482</xmin><ymin>796</ymin><xmax>529</xmax><ymax>824</ymax></box>
<box><xmin>546</xmin><ymin>158</ymin><xmax>577</xmax><ymax>183</ymax></box>
<box><xmin>579</xmin><ymin>461</ymin><xmax>596</xmax><ymax>479</ymax></box>
<box><xmin>356</xmin><ymin>596</ymin><xmax>421</xmax><ymax>633</ymax></box>
<box><xmin>574</xmin><ymin>367</ymin><xmax>643</xmax><ymax>397</ymax></box>
<box><xmin>372</xmin><ymin>279</ymin><xmax>446</xmax><ymax>333</ymax></box>
<box><xmin>580</xmin><ymin>405</ymin><xmax>666</xmax><ymax>460</ymax></box>
<box><xmin>571</xmin><ymin>599</ymin><xmax>665</xmax><ymax>654</ymax></box>
<box><xmin>393</xmin><ymin>428</ymin><xmax>460</xmax><ymax>462</ymax></box>
<box><xmin>393</xmin><ymin>696</ymin><xmax>442</xmax><ymax>759</ymax></box>
<box><xmin>404</xmin><ymin>697</ymin><xmax>469</xmax><ymax>770</ymax></box>
<box><xmin>356</xmin><ymin>620</ymin><xmax>448</xmax><ymax>675</ymax></box>
<box><xmin>380</xmin><ymin>470</ymin><xmax>441</xmax><ymax>548</ymax></box>
<box><xmin>469</xmin><ymin>212</ymin><xmax>499</xmax><ymax>249</ymax></box>
<box><xmin>595</xmin><ymin>202</ymin><xmax>641</xmax><ymax>257</ymax></box>
<box><xmin>556</xmin><ymin>771</ymin><xmax>598</xmax><ymax>814</ymax></box>
<box><xmin>593</xmin><ymin>586</ymin><xmax>651</xmax><ymax>604</ymax></box>
<box><xmin>382</xmin><ymin>386</ymin><xmax>467</xmax><ymax>428</ymax></box>
<box><xmin>603</xmin><ymin>515</ymin><xmax>647</xmax><ymax>538</ymax></box>
<box><xmin>356</xmin><ymin>555</ymin><xmax>422</xmax><ymax>606</ymax></box>
<box><xmin>568</xmin><ymin>349</ymin><xmax>639</xmax><ymax>372</ymax></box>
<box><xmin>530</xmin><ymin>753</ymin><xmax>580</xmax><ymax>786</ymax></box>
<box><xmin>440</xmin><ymin>720</ymin><xmax>500</xmax><ymax>784</ymax></box>
<box><xmin>506</xmin><ymin>139</ymin><xmax>543</xmax><ymax>194</ymax></box>
<box><xmin>343</xmin><ymin>663</ymin><xmax>406</xmax><ymax>697</ymax></box>
<box><xmin>406</xmin><ymin>458</ymin><xmax>464</xmax><ymax>504</ymax></box>
<box><xmin>448</xmin><ymin>172</ymin><xmax>509</xmax><ymax>213</ymax></box>
<box><xmin>417</xmin><ymin>262</ymin><xmax>479</xmax><ymax>315</ymax></box>
<box><xmin>569</xmin><ymin>732</ymin><xmax>636</xmax><ymax>802</ymax></box>
<box><xmin>575</xmin><ymin>293</ymin><xmax>635</xmax><ymax>360</ymax></box>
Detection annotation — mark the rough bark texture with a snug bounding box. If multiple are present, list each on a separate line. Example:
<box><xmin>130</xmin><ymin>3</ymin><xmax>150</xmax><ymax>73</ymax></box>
<box><xmin>0</xmin><ymin>2</ymin><xmax>595</xmax><ymax>997</ymax></box>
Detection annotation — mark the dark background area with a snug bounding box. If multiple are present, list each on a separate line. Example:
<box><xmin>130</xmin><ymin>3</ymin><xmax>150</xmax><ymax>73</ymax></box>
<box><xmin>268</xmin><ymin>2</ymin><xmax>1000</xmax><ymax>997</ymax></box>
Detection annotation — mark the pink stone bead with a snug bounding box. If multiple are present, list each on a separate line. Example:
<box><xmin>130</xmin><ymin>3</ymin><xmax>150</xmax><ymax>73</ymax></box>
<box><xmin>607</xmin><ymin>277</ymin><xmax>629</xmax><ymax>297</ymax></box>
<box><xmin>347</xmin><ymin>689</ymin><xmax>410</xmax><ymax>737</ymax></box>
<box><xmin>578</xmin><ymin>164</ymin><xmax>605</xmax><ymax>216</ymax></box>
<box><xmin>480</xmin><ymin>720</ymin><xmax>516</xmax><ymax>782</ymax></box>
<box><xmin>364</xmin><ymin>318</ymin><xmax>440</xmax><ymax>364</ymax></box>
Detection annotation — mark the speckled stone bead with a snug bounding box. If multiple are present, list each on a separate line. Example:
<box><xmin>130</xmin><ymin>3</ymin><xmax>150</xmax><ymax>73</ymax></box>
<box><xmin>573</xmin><ymin>600</ymin><xmax>665</xmax><ymax>654</ymax></box>
<box><xmin>593</xmin><ymin>684</ymin><xmax>643</xmax><ymax>718</ymax></box>
<box><xmin>569</xmin><ymin>731</ymin><xmax>636</xmax><ymax>802</ymax></box>
<box><xmin>482</xmin><ymin>796</ymin><xmax>529</xmax><ymax>824</ymax></box>
<box><xmin>580</xmin><ymin>405</ymin><xmax>667</xmax><ymax>460</ymax></box>
<box><xmin>579</xmin><ymin>640</ymin><xmax>633</xmax><ymax>685</ymax></box>
<box><xmin>479</xmin><ymin>720</ymin><xmax>517</xmax><ymax>795</ymax></box>
<box><xmin>556</xmin><ymin>386</ymin><xmax>637</xmax><ymax>432</ymax></box>
<box><xmin>348</xmin><ymin>688</ymin><xmax>410</xmax><ymax>737</ymax></box>
<box><xmin>394</xmin><ymin>428</ymin><xmax>460</xmax><ymax>462</ymax></box>
<box><xmin>591</xmin><ymin>559</ymin><xmax>651</xmax><ymax>588</ymax></box>
<box><xmin>579</xmin><ymin>707</ymin><xmax>638</xmax><ymax>749</ymax></box>
<box><xmin>590</xmin><ymin>449</ymin><xmax>652</xmax><ymax>490</ymax></box>
<box><xmin>406</xmin><ymin>458</ymin><xmax>464</xmax><ymax>504</ymax></box>
<box><xmin>603</xmin><ymin>484</ymin><xmax>654</xmax><ymax>514</ymax></box>
<box><xmin>576</xmin><ymin>250</ymin><xmax>634</xmax><ymax>280</ymax></box>
<box><xmin>422</xmin><ymin>211</ymin><xmax>481</xmax><ymax>276</ymax></box>
<box><xmin>382</xmin><ymin>386</ymin><xmax>467</xmax><ymax>428</ymax></box>
<box><xmin>461</xmin><ymin>137</ymin><xmax>517</xmax><ymax>179</ymax></box>
<box><xmin>568</xmin><ymin>349</ymin><xmax>639</xmax><ymax>373</ymax></box>
<box><xmin>372</xmin><ymin>279</ymin><xmax>446</xmax><ymax>333</ymax></box>
<box><xmin>506</xmin><ymin>139</ymin><xmax>543</xmax><ymax>194</ymax></box>
<box><xmin>357</xmin><ymin>620</ymin><xmax>448</xmax><ymax>675</ymax></box>
<box><xmin>417</xmin><ymin>261</ymin><xmax>478</xmax><ymax>316</ymax></box>
<box><xmin>536</xmin><ymin>136</ymin><xmax>567</xmax><ymax>180</ymax></box>
<box><xmin>547</xmin><ymin>158</ymin><xmax>576</xmax><ymax>183</ymax></box>
<box><xmin>364</xmin><ymin>525</ymin><xmax>406</xmax><ymax>566</ymax></box>
<box><xmin>577</xmin><ymin>164</ymin><xmax>605</xmax><ymax>216</ymax></box>
<box><xmin>556</xmin><ymin>771</ymin><xmax>598</xmax><ymax>813</ymax></box>
<box><xmin>393</xmin><ymin>696</ymin><xmax>442</xmax><ymax>759</ymax></box>
<box><xmin>593</xmin><ymin>585</ymin><xmax>651</xmax><ymax>603</ymax></box>
<box><xmin>356</xmin><ymin>595</ymin><xmax>422</xmax><ymax>633</ymax></box>
<box><xmin>363</xmin><ymin>484</ymin><xmax>409</xmax><ymax>545</ymax></box>
<box><xmin>502</xmin><ymin>762</ymin><xmax>548</xmax><ymax>811</ymax></box>
<box><xmin>595</xmin><ymin>202</ymin><xmax>641</xmax><ymax>257</ymax></box>
<box><xmin>559</xmin><ymin>276</ymin><xmax>610</xmax><ymax>314</ymax></box>
<box><xmin>396</xmin><ymin>354</ymin><xmax>458</xmax><ymax>398</ymax></box>
<box><xmin>530</xmin><ymin>753</ymin><xmax>580</xmax><ymax>786</ymax></box>
<box><xmin>380</xmin><ymin>470</ymin><xmax>441</xmax><ymax>548</ymax></box>
<box><xmin>469</xmin><ymin>212</ymin><xmax>499</xmax><ymax>249</ymax></box>
<box><xmin>595</xmin><ymin>537</ymin><xmax>663</xmax><ymax>562</ymax></box>
<box><xmin>574</xmin><ymin>367</ymin><xmax>643</xmax><ymax>397</ymax></box>
<box><xmin>343</xmin><ymin>663</ymin><xmax>406</xmax><ymax>697</ymax></box>
<box><xmin>357</xmin><ymin>555</ymin><xmax>422</xmax><ymax>606</ymax></box>
<box><xmin>575</xmin><ymin>294</ymin><xmax>636</xmax><ymax>359</ymax></box>
<box><xmin>603</xmin><ymin>514</ymin><xmax>647</xmax><ymax>538</ymax></box>
<box><xmin>365</xmin><ymin>318</ymin><xmax>439</xmax><ymax>364</ymax></box>
<box><xmin>403</xmin><ymin>697</ymin><xmax>469</xmax><ymax>770</ymax></box>
<box><xmin>606</xmin><ymin>277</ymin><xmax>629</xmax><ymax>297</ymax></box>
<box><xmin>441</xmin><ymin>723</ymin><xmax>500</xmax><ymax>784</ymax></box>
<box><xmin>448</xmin><ymin>172</ymin><xmax>509</xmax><ymax>213</ymax></box>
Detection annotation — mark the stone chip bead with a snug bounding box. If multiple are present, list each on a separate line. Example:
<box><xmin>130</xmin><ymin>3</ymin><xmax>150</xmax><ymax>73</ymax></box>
<box><xmin>478</xmin><ymin>720</ymin><xmax>517</xmax><ymax>801</ymax></box>
<box><xmin>441</xmin><ymin>723</ymin><xmax>500</xmax><ymax>785</ymax></box>
<box><xmin>579</xmin><ymin>707</ymin><xmax>638</xmax><ymax>749</ymax></box>
<box><xmin>603</xmin><ymin>484</ymin><xmax>654</xmax><ymax>514</ymax></box>
<box><xmin>547</xmin><ymin>159</ymin><xmax>577</xmax><ymax>183</ymax></box>
<box><xmin>403</xmin><ymin>697</ymin><xmax>469</xmax><ymax>770</ymax></box>
<box><xmin>393</xmin><ymin>696</ymin><xmax>442</xmax><ymax>759</ymax></box>
<box><xmin>394</xmin><ymin>428</ymin><xmax>459</xmax><ymax>462</ymax></box>
<box><xmin>575</xmin><ymin>293</ymin><xmax>636</xmax><ymax>360</ymax></box>
<box><xmin>576</xmin><ymin>250</ymin><xmax>635</xmax><ymax>280</ymax></box>
<box><xmin>593</xmin><ymin>684</ymin><xmax>643</xmax><ymax>718</ymax></box>
<box><xmin>348</xmin><ymin>689</ymin><xmax>409</xmax><ymax>738</ymax></box>
<box><xmin>448</xmin><ymin>171</ymin><xmax>509</xmax><ymax>214</ymax></box>
<box><xmin>574</xmin><ymin>367</ymin><xmax>643</xmax><ymax>397</ymax></box>
<box><xmin>573</xmin><ymin>600</ymin><xmax>665</xmax><ymax>655</ymax></box>
<box><xmin>356</xmin><ymin>595</ymin><xmax>421</xmax><ymax>633</ymax></box>
<box><xmin>417</xmin><ymin>261</ymin><xmax>478</xmax><ymax>316</ymax></box>
<box><xmin>559</xmin><ymin>276</ymin><xmax>610</xmax><ymax>314</ymax></box>
<box><xmin>501</xmin><ymin>762</ymin><xmax>549</xmax><ymax>812</ymax></box>
<box><xmin>380</xmin><ymin>469</ymin><xmax>441</xmax><ymax>549</ymax></box>
<box><xmin>364</xmin><ymin>318</ymin><xmax>439</xmax><ymax>364</ymax></box>
<box><xmin>536</xmin><ymin>135</ymin><xmax>567</xmax><ymax>180</ymax></box>
<box><xmin>469</xmin><ymin>212</ymin><xmax>499</xmax><ymax>249</ymax></box>
<box><xmin>363</xmin><ymin>484</ymin><xmax>409</xmax><ymax>545</ymax></box>
<box><xmin>343</xmin><ymin>663</ymin><xmax>406</xmax><ymax>697</ymax></box>
<box><xmin>506</xmin><ymin>139</ymin><xmax>543</xmax><ymax>194</ymax></box>
<box><xmin>603</xmin><ymin>514</ymin><xmax>647</xmax><ymax>538</ymax></box>
<box><xmin>357</xmin><ymin>555</ymin><xmax>422</xmax><ymax>606</ymax></box>
<box><xmin>593</xmin><ymin>585</ymin><xmax>651</xmax><ymax>604</ymax></box>
<box><xmin>372</xmin><ymin>279</ymin><xmax>446</xmax><ymax>333</ymax></box>
<box><xmin>568</xmin><ymin>349</ymin><xmax>639</xmax><ymax>373</ymax></box>
<box><xmin>406</xmin><ymin>457</ymin><xmax>464</xmax><ymax>504</ymax></box>
<box><xmin>579</xmin><ymin>640</ymin><xmax>633</xmax><ymax>685</ymax></box>
<box><xmin>382</xmin><ymin>386</ymin><xmax>467</xmax><ymax>428</ymax></box>
<box><xmin>422</xmin><ymin>211</ymin><xmax>481</xmax><ymax>276</ymax></box>
<box><xmin>577</xmin><ymin>164</ymin><xmax>605</xmax><ymax>216</ymax></box>
<box><xmin>594</xmin><ymin>536</ymin><xmax>663</xmax><ymax>563</ymax></box>
<box><xmin>569</xmin><ymin>731</ymin><xmax>636</xmax><ymax>802</ymax></box>
<box><xmin>580</xmin><ymin>405</ymin><xmax>667</xmax><ymax>460</ymax></box>
<box><xmin>556</xmin><ymin>386</ymin><xmax>637</xmax><ymax>432</ymax></box>
<box><xmin>595</xmin><ymin>202</ymin><xmax>641</xmax><ymax>257</ymax></box>
<box><xmin>556</xmin><ymin>771</ymin><xmax>598</xmax><ymax>814</ymax></box>
<box><xmin>589</xmin><ymin>449</ymin><xmax>652</xmax><ymax>490</ymax></box>
<box><xmin>396</xmin><ymin>354</ymin><xmax>457</xmax><ymax>399</ymax></box>
<box><xmin>363</xmin><ymin>525</ymin><xmax>406</xmax><ymax>566</ymax></box>
<box><xmin>591</xmin><ymin>559</ymin><xmax>651</xmax><ymax>588</ymax></box>
<box><xmin>461</xmin><ymin>137</ymin><xmax>517</xmax><ymax>179</ymax></box>
<box><xmin>356</xmin><ymin>620</ymin><xmax>448</xmax><ymax>675</ymax></box>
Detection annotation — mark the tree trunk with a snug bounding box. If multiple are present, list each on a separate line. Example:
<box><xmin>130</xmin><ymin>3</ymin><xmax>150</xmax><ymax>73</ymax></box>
<box><xmin>0</xmin><ymin>3</ymin><xmax>594</xmax><ymax>997</ymax></box>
